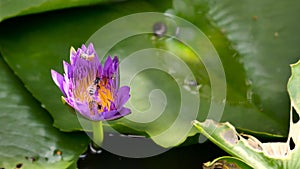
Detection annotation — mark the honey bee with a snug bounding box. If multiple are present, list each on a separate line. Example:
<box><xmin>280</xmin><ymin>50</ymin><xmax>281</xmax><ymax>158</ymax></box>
<box><xmin>88</xmin><ymin>85</ymin><xmax>96</xmax><ymax>96</ymax></box>
<box><xmin>80</xmin><ymin>53</ymin><xmax>95</xmax><ymax>61</ymax></box>
<box><xmin>94</xmin><ymin>77</ymin><xmax>100</xmax><ymax>85</ymax></box>
<box><xmin>88</xmin><ymin>77</ymin><xmax>101</xmax><ymax>96</ymax></box>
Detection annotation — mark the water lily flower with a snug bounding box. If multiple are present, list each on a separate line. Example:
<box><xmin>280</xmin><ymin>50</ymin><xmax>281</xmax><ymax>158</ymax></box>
<box><xmin>51</xmin><ymin>43</ymin><xmax>131</xmax><ymax>121</ymax></box>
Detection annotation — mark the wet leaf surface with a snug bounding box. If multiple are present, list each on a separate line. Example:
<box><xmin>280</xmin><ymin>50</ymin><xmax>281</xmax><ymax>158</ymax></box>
<box><xmin>0</xmin><ymin>56</ymin><xmax>89</xmax><ymax>169</ymax></box>
<box><xmin>193</xmin><ymin>62</ymin><xmax>300</xmax><ymax>168</ymax></box>
<box><xmin>0</xmin><ymin>0</ymin><xmax>116</xmax><ymax>22</ymax></box>
<box><xmin>170</xmin><ymin>0</ymin><xmax>300</xmax><ymax>135</ymax></box>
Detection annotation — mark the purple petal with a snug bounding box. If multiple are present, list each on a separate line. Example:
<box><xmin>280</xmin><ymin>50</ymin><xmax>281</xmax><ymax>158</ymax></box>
<box><xmin>63</xmin><ymin>61</ymin><xmax>72</xmax><ymax>78</ymax></box>
<box><xmin>118</xmin><ymin>107</ymin><xmax>131</xmax><ymax>116</ymax></box>
<box><xmin>104</xmin><ymin>56</ymin><xmax>112</xmax><ymax>66</ymax></box>
<box><xmin>110</xmin><ymin>101</ymin><xmax>117</xmax><ymax>110</ymax></box>
<box><xmin>61</xmin><ymin>96</ymin><xmax>75</xmax><ymax>108</ymax></box>
<box><xmin>100</xmin><ymin>108</ymin><xmax>130</xmax><ymax>121</ymax></box>
<box><xmin>117</xmin><ymin>86</ymin><xmax>130</xmax><ymax>108</ymax></box>
<box><xmin>85</xmin><ymin>109</ymin><xmax>118</xmax><ymax>121</ymax></box>
<box><xmin>100</xmin><ymin>110</ymin><xmax>119</xmax><ymax>120</ymax></box>
<box><xmin>87</xmin><ymin>43</ymin><xmax>95</xmax><ymax>55</ymax></box>
<box><xmin>112</xmin><ymin>56</ymin><xmax>119</xmax><ymax>72</ymax></box>
<box><xmin>62</xmin><ymin>73</ymin><xmax>74</xmax><ymax>99</ymax></box>
<box><xmin>75</xmin><ymin>48</ymin><xmax>82</xmax><ymax>62</ymax></box>
<box><xmin>62</xmin><ymin>80</ymin><xmax>69</xmax><ymax>98</ymax></box>
<box><xmin>90</xmin><ymin>115</ymin><xmax>105</xmax><ymax>121</ymax></box>
<box><xmin>106</xmin><ymin>107</ymin><xmax>131</xmax><ymax>121</ymax></box>
<box><xmin>109</xmin><ymin>57</ymin><xmax>118</xmax><ymax>77</ymax></box>
<box><xmin>103</xmin><ymin>56</ymin><xmax>112</xmax><ymax>77</ymax></box>
<box><xmin>112</xmin><ymin>56</ymin><xmax>119</xmax><ymax>88</ymax></box>
<box><xmin>97</xmin><ymin>64</ymin><xmax>102</xmax><ymax>78</ymax></box>
<box><xmin>91</xmin><ymin>53</ymin><xmax>101</xmax><ymax>68</ymax></box>
<box><xmin>81</xmin><ymin>44</ymin><xmax>87</xmax><ymax>51</ymax></box>
<box><xmin>75</xmin><ymin>101</ymin><xmax>93</xmax><ymax>120</ymax></box>
<box><xmin>70</xmin><ymin>47</ymin><xmax>77</xmax><ymax>65</ymax></box>
<box><xmin>51</xmin><ymin>70</ymin><xmax>66</xmax><ymax>96</ymax></box>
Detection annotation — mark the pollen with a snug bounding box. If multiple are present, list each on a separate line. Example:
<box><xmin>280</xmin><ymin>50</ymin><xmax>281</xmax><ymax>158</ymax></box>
<box><xmin>83</xmin><ymin>77</ymin><xmax>115</xmax><ymax>114</ymax></box>
<box><xmin>97</xmin><ymin>78</ymin><xmax>114</xmax><ymax>112</ymax></box>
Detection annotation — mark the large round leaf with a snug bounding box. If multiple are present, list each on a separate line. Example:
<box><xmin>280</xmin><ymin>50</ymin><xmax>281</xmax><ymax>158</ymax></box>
<box><xmin>193</xmin><ymin>60</ymin><xmax>300</xmax><ymax>168</ymax></box>
<box><xmin>0</xmin><ymin>56</ymin><xmax>89</xmax><ymax>169</ymax></box>
<box><xmin>0</xmin><ymin>0</ymin><xmax>117</xmax><ymax>22</ymax></box>
<box><xmin>206</xmin><ymin>0</ymin><xmax>300</xmax><ymax>122</ymax></box>
<box><xmin>171</xmin><ymin>0</ymin><xmax>300</xmax><ymax>135</ymax></box>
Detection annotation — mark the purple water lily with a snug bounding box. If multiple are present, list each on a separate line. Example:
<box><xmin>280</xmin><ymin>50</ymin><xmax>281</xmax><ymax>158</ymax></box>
<box><xmin>51</xmin><ymin>43</ymin><xmax>131</xmax><ymax>121</ymax></box>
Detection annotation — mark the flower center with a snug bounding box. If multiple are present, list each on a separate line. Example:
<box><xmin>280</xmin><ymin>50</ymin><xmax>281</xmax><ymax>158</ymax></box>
<box><xmin>96</xmin><ymin>77</ymin><xmax>114</xmax><ymax>112</ymax></box>
<box><xmin>87</xmin><ymin>77</ymin><xmax>115</xmax><ymax>114</ymax></box>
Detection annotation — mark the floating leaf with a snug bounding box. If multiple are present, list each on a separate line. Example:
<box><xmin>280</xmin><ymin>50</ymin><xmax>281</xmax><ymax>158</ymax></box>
<box><xmin>206</xmin><ymin>0</ymin><xmax>300</xmax><ymax>124</ymax></box>
<box><xmin>0</xmin><ymin>0</ymin><xmax>117</xmax><ymax>22</ymax></box>
<box><xmin>193</xmin><ymin>60</ymin><xmax>300</xmax><ymax>168</ymax></box>
<box><xmin>171</xmin><ymin>0</ymin><xmax>300</xmax><ymax>136</ymax></box>
<box><xmin>0</xmin><ymin>56</ymin><xmax>89</xmax><ymax>169</ymax></box>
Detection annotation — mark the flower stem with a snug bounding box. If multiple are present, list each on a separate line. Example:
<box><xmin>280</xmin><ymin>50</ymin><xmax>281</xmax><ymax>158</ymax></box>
<box><xmin>92</xmin><ymin>121</ymin><xmax>104</xmax><ymax>149</ymax></box>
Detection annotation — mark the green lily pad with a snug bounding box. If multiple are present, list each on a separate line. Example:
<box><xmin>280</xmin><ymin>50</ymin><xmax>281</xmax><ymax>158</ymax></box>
<box><xmin>0</xmin><ymin>56</ymin><xmax>89</xmax><ymax>169</ymax></box>
<box><xmin>206</xmin><ymin>0</ymin><xmax>300</xmax><ymax>124</ymax></box>
<box><xmin>193</xmin><ymin>112</ymin><xmax>299</xmax><ymax>168</ymax></box>
<box><xmin>193</xmin><ymin>59</ymin><xmax>300</xmax><ymax>168</ymax></box>
<box><xmin>0</xmin><ymin>0</ymin><xmax>117</xmax><ymax>22</ymax></box>
<box><xmin>170</xmin><ymin>0</ymin><xmax>300</xmax><ymax>135</ymax></box>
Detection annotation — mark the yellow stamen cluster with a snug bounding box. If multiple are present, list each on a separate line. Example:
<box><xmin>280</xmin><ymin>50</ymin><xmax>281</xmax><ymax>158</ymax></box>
<box><xmin>97</xmin><ymin>78</ymin><xmax>114</xmax><ymax>112</ymax></box>
<box><xmin>74</xmin><ymin>76</ymin><xmax>114</xmax><ymax>115</ymax></box>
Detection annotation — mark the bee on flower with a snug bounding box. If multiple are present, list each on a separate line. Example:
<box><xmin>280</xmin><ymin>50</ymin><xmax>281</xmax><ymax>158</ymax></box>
<box><xmin>51</xmin><ymin>43</ymin><xmax>131</xmax><ymax>121</ymax></box>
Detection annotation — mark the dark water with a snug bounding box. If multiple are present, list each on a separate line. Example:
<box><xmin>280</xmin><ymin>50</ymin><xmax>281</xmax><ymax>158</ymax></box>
<box><xmin>77</xmin><ymin>136</ymin><xmax>227</xmax><ymax>169</ymax></box>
